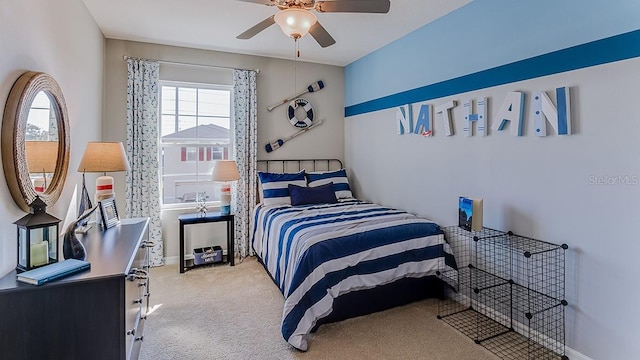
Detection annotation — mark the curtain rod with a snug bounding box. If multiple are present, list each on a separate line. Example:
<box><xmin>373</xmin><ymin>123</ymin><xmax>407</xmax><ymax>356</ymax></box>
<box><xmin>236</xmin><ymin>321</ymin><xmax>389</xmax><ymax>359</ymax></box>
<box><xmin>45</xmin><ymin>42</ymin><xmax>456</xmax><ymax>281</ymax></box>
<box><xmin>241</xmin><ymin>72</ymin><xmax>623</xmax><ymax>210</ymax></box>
<box><xmin>122</xmin><ymin>55</ymin><xmax>260</xmax><ymax>74</ymax></box>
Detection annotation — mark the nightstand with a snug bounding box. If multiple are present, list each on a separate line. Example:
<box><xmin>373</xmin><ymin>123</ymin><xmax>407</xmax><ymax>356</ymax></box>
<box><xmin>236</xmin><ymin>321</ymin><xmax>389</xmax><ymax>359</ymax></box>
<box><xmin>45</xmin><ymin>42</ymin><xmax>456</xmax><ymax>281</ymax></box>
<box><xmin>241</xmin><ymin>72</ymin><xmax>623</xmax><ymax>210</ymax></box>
<box><xmin>178</xmin><ymin>212</ymin><xmax>234</xmax><ymax>273</ymax></box>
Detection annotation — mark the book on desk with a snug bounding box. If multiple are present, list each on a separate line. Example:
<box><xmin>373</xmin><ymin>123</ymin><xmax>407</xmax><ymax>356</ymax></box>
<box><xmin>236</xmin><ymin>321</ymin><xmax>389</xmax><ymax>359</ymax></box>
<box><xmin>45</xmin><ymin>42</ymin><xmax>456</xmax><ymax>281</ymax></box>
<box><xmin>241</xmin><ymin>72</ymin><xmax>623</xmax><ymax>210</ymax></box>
<box><xmin>17</xmin><ymin>258</ymin><xmax>91</xmax><ymax>285</ymax></box>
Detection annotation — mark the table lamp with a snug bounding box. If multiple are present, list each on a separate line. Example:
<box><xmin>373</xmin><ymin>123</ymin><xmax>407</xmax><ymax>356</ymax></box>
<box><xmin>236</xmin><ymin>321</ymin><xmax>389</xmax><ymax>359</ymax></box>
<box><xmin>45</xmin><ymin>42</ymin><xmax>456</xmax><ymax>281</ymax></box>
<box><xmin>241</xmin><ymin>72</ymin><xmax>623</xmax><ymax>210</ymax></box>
<box><xmin>77</xmin><ymin>142</ymin><xmax>130</xmax><ymax>201</ymax></box>
<box><xmin>25</xmin><ymin>141</ymin><xmax>59</xmax><ymax>193</ymax></box>
<box><xmin>212</xmin><ymin>160</ymin><xmax>240</xmax><ymax>215</ymax></box>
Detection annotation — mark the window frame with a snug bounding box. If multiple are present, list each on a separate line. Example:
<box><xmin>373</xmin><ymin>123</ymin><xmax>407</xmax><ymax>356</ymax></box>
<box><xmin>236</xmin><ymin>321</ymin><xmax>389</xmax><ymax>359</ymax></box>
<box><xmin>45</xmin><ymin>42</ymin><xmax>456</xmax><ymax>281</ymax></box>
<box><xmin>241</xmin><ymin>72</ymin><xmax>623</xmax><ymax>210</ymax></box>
<box><xmin>158</xmin><ymin>80</ymin><xmax>234</xmax><ymax>210</ymax></box>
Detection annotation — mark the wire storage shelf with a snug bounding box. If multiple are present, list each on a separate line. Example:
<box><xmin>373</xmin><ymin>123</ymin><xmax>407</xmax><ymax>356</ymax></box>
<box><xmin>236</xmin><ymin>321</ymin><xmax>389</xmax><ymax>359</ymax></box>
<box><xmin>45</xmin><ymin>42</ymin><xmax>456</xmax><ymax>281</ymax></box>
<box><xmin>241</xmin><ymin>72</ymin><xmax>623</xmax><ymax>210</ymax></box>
<box><xmin>438</xmin><ymin>226</ymin><xmax>569</xmax><ymax>360</ymax></box>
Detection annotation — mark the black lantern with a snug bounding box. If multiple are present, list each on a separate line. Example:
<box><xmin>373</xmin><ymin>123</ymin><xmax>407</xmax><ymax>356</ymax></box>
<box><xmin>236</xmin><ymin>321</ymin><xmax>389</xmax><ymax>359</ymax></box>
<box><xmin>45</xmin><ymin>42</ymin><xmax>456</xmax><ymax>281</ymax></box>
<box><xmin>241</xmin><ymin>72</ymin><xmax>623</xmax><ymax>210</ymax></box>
<box><xmin>14</xmin><ymin>196</ymin><xmax>61</xmax><ymax>272</ymax></box>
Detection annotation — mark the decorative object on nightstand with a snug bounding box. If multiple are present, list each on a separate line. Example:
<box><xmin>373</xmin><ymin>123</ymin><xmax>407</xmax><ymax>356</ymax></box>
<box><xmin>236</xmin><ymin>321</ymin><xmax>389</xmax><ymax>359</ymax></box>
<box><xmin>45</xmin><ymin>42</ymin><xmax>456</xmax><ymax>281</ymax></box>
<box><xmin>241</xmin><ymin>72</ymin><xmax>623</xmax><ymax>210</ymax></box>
<box><xmin>14</xmin><ymin>196</ymin><xmax>61</xmax><ymax>272</ymax></box>
<box><xmin>212</xmin><ymin>160</ymin><xmax>240</xmax><ymax>216</ymax></box>
<box><xmin>25</xmin><ymin>141</ymin><xmax>58</xmax><ymax>193</ymax></box>
<box><xmin>196</xmin><ymin>192</ymin><xmax>208</xmax><ymax>216</ymax></box>
<box><xmin>77</xmin><ymin>141</ymin><xmax>130</xmax><ymax>201</ymax></box>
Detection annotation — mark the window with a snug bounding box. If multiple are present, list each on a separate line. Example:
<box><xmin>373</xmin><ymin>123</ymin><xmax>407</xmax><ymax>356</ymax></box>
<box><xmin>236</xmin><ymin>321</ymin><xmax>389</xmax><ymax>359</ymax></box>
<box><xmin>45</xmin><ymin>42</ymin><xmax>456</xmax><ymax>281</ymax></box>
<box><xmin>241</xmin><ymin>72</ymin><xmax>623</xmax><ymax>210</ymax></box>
<box><xmin>27</xmin><ymin>91</ymin><xmax>58</xmax><ymax>141</ymax></box>
<box><xmin>211</xmin><ymin>146</ymin><xmax>225</xmax><ymax>160</ymax></box>
<box><xmin>159</xmin><ymin>82</ymin><xmax>233</xmax><ymax>206</ymax></box>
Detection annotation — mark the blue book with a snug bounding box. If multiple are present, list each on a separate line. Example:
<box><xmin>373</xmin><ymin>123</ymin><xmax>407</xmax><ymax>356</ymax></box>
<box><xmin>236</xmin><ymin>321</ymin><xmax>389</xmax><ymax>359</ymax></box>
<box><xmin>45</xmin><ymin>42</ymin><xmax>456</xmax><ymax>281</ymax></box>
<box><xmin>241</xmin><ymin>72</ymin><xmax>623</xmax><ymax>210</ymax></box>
<box><xmin>458</xmin><ymin>196</ymin><xmax>483</xmax><ymax>231</ymax></box>
<box><xmin>17</xmin><ymin>259</ymin><xmax>91</xmax><ymax>286</ymax></box>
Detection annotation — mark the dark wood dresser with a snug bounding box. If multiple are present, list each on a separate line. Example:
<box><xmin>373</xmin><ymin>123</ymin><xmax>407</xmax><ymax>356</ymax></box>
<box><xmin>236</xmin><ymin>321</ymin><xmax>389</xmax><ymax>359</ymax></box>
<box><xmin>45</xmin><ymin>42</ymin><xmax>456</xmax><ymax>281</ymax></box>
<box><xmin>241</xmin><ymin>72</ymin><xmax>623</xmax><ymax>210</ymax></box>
<box><xmin>0</xmin><ymin>217</ymin><xmax>151</xmax><ymax>360</ymax></box>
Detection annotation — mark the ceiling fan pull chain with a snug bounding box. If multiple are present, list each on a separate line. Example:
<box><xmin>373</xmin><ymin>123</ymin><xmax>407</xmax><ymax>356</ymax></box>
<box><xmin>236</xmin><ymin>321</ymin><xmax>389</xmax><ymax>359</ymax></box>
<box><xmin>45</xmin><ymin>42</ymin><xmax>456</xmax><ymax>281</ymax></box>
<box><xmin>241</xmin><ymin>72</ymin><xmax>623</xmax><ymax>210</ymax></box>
<box><xmin>294</xmin><ymin>37</ymin><xmax>298</xmax><ymax>94</ymax></box>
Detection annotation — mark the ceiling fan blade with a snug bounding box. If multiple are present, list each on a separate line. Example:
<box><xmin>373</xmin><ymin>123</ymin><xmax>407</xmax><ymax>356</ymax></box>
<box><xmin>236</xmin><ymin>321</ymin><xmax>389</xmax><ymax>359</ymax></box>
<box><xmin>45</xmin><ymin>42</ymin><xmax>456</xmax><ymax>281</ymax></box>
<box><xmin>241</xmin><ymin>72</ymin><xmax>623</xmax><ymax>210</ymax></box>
<box><xmin>309</xmin><ymin>21</ymin><xmax>336</xmax><ymax>48</ymax></box>
<box><xmin>236</xmin><ymin>0</ymin><xmax>275</xmax><ymax>5</ymax></box>
<box><xmin>314</xmin><ymin>0</ymin><xmax>390</xmax><ymax>13</ymax></box>
<box><xmin>237</xmin><ymin>15</ymin><xmax>276</xmax><ymax>39</ymax></box>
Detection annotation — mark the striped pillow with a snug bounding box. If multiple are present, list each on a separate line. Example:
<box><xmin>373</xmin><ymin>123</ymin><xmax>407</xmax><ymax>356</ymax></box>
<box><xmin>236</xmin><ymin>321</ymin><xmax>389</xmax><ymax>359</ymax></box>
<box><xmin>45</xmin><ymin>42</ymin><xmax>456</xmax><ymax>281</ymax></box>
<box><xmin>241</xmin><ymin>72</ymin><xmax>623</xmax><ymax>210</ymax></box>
<box><xmin>306</xmin><ymin>169</ymin><xmax>353</xmax><ymax>199</ymax></box>
<box><xmin>258</xmin><ymin>171</ymin><xmax>307</xmax><ymax>206</ymax></box>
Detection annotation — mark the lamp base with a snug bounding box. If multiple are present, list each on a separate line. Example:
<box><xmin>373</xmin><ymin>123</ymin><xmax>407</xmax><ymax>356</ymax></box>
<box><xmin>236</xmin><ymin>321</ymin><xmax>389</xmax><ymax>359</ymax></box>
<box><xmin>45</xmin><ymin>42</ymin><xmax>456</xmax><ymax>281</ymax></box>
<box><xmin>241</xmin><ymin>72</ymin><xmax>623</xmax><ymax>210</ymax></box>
<box><xmin>220</xmin><ymin>182</ymin><xmax>231</xmax><ymax>215</ymax></box>
<box><xmin>33</xmin><ymin>177</ymin><xmax>47</xmax><ymax>193</ymax></box>
<box><xmin>96</xmin><ymin>175</ymin><xmax>114</xmax><ymax>201</ymax></box>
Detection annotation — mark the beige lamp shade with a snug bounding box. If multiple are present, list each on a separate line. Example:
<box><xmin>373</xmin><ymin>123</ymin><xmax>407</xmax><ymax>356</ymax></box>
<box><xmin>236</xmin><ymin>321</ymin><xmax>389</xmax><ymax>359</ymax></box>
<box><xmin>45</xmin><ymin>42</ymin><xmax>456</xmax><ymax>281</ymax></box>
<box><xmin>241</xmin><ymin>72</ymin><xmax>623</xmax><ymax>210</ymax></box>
<box><xmin>25</xmin><ymin>141</ymin><xmax>59</xmax><ymax>173</ymax></box>
<box><xmin>77</xmin><ymin>142</ymin><xmax>130</xmax><ymax>173</ymax></box>
<box><xmin>212</xmin><ymin>160</ymin><xmax>240</xmax><ymax>182</ymax></box>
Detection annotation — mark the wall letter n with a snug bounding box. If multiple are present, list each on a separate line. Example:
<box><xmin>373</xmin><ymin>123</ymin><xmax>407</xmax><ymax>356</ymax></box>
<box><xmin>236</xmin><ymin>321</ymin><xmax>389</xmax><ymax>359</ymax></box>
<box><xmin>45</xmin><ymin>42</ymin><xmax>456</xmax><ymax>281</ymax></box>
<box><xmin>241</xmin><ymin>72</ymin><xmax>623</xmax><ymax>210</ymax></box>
<box><xmin>533</xmin><ymin>87</ymin><xmax>571</xmax><ymax>136</ymax></box>
<box><xmin>396</xmin><ymin>104</ymin><xmax>413</xmax><ymax>135</ymax></box>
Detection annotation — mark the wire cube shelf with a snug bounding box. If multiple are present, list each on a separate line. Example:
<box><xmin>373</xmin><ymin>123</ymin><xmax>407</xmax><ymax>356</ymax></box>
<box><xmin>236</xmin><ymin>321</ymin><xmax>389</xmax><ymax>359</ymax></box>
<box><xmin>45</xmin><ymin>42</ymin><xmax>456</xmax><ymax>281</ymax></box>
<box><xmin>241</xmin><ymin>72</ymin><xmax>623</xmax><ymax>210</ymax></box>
<box><xmin>438</xmin><ymin>226</ymin><xmax>569</xmax><ymax>360</ymax></box>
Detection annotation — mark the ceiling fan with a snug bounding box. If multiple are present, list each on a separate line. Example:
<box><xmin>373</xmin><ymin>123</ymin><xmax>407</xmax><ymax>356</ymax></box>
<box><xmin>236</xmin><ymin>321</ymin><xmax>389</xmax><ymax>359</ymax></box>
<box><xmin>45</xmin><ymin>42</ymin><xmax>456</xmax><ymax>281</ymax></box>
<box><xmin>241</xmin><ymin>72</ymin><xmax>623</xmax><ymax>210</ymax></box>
<box><xmin>236</xmin><ymin>0</ymin><xmax>391</xmax><ymax>48</ymax></box>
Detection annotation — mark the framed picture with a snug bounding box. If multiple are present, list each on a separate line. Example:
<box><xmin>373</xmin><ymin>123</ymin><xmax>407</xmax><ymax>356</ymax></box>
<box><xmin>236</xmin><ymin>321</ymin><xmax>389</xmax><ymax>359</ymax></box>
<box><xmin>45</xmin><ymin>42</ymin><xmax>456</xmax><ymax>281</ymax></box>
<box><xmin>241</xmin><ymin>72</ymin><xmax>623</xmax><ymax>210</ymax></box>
<box><xmin>99</xmin><ymin>197</ymin><xmax>120</xmax><ymax>229</ymax></box>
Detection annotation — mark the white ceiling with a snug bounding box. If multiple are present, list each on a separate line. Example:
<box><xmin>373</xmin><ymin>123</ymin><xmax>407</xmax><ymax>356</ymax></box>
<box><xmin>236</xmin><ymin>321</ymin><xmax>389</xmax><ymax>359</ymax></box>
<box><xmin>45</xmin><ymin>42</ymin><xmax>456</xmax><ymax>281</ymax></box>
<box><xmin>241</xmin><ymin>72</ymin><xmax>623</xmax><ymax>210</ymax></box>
<box><xmin>81</xmin><ymin>0</ymin><xmax>471</xmax><ymax>67</ymax></box>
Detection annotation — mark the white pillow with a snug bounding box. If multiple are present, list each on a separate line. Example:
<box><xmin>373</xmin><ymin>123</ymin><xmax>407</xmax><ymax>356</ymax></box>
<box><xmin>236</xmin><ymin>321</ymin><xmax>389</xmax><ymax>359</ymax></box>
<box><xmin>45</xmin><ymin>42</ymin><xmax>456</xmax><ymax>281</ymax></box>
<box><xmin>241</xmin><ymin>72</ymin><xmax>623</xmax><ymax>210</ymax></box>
<box><xmin>257</xmin><ymin>170</ymin><xmax>307</xmax><ymax>206</ymax></box>
<box><xmin>306</xmin><ymin>169</ymin><xmax>353</xmax><ymax>199</ymax></box>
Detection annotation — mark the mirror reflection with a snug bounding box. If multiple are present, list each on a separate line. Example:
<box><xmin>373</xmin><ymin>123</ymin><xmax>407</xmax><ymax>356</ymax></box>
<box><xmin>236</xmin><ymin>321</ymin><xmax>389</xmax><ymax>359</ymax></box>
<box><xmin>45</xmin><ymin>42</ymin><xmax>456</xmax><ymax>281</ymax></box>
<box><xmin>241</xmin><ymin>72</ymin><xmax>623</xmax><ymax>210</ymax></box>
<box><xmin>25</xmin><ymin>91</ymin><xmax>59</xmax><ymax>194</ymax></box>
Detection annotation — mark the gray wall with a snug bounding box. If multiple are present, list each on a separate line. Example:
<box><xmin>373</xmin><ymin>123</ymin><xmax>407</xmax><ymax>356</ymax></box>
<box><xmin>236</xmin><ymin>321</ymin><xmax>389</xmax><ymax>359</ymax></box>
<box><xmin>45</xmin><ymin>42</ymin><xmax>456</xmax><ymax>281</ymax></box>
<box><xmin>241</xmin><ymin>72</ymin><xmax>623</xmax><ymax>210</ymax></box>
<box><xmin>0</xmin><ymin>0</ymin><xmax>104</xmax><ymax>276</ymax></box>
<box><xmin>103</xmin><ymin>39</ymin><xmax>345</xmax><ymax>259</ymax></box>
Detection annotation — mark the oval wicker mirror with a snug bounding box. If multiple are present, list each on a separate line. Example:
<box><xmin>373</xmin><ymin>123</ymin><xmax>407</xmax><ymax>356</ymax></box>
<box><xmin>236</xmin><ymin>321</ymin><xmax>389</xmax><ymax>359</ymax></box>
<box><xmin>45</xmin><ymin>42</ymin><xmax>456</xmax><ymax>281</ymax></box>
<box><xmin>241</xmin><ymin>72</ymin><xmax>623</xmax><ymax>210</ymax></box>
<box><xmin>2</xmin><ymin>72</ymin><xmax>70</xmax><ymax>211</ymax></box>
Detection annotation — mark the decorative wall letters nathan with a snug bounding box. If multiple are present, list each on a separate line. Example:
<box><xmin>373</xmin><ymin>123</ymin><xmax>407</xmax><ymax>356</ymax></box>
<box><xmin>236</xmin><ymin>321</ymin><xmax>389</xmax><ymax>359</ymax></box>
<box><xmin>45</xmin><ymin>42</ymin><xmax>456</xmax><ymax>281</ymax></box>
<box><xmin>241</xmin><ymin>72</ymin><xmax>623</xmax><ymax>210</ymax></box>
<box><xmin>396</xmin><ymin>86</ymin><xmax>572</xmax><ymax>138</ymax></box>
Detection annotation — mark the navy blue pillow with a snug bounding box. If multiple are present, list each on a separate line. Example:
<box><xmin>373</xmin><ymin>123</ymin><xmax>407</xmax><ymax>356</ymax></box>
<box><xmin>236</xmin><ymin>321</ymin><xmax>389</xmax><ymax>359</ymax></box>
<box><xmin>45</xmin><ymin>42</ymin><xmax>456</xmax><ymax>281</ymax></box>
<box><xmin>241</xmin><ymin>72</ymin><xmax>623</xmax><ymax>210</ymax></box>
<box><xmin>288</xmin><ymin>182</ymin><xmax>337</xmax><ymax>206</ymax></box>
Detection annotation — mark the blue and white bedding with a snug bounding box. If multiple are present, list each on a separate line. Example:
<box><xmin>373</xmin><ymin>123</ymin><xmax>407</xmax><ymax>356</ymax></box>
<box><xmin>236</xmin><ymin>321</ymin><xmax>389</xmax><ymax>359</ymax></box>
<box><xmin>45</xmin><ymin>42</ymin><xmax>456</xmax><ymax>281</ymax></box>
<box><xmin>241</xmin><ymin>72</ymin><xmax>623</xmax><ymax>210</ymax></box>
<box><xmin>251</xmin><ymin>199</ymin><xmax>457</xmax><ymax>351</ymax></box>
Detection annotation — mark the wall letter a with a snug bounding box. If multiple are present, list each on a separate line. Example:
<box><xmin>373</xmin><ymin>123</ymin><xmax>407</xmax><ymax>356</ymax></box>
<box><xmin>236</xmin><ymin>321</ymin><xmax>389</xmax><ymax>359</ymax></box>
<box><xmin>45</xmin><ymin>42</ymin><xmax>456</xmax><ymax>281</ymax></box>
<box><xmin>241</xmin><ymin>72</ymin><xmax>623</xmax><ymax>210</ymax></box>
<box><xmin>493</xmin><ymin>91</ymin><xmax>525</xmax><ymax>136</ymax></box>
<box><xmin>413</xmin><ymin>104</ymin><xmax>432</xmax><ymax>136</ymax></box>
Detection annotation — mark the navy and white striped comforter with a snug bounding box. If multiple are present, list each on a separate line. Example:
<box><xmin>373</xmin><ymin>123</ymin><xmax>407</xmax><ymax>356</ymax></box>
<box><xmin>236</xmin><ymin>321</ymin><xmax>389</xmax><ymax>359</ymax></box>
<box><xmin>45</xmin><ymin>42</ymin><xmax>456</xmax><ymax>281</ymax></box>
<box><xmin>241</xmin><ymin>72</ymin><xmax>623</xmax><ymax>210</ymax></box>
<box><xmin>251</xmin><ymin>199</ymin><xmax>456</xmax><ymax>351</ymax></box>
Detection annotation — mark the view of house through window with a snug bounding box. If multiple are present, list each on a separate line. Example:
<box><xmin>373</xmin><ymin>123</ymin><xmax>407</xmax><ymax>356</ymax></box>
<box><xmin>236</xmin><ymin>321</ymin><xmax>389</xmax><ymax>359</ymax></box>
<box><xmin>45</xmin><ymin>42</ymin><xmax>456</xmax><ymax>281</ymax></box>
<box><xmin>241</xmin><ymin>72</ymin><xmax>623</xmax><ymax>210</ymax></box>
<box><xmin>159</xmin><ymin>81</ymin><xmax>233</xmax><ymax>206</ymax></box>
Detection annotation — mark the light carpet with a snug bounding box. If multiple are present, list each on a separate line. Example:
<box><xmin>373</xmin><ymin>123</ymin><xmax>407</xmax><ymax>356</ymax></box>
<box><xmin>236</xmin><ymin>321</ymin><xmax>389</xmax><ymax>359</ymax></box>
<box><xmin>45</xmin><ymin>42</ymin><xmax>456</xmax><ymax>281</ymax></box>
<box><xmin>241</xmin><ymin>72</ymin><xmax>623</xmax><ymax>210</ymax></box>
<box><xmin>140</xmin><ymin>257</ymin><xmax>497</xmax><ymax>360</ymax></box>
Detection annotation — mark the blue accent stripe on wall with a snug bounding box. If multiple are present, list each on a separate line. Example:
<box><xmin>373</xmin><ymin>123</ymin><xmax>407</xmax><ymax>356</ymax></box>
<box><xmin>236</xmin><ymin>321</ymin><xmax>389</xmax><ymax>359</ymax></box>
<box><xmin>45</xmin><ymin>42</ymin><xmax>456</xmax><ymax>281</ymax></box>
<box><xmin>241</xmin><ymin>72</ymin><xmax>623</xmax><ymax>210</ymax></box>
<box><xmin>345</xmin><ymin>29</ymin><xmax>640</xmax><ymax>117</ymax></box>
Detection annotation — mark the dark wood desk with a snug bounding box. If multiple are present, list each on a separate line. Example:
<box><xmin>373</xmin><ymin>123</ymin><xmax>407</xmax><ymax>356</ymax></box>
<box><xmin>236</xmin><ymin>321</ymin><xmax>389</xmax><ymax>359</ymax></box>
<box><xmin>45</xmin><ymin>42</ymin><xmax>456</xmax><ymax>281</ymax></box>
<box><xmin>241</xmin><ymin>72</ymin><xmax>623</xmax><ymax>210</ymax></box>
<box><xmin>0</xmin><ymin>218</ymin><xmax>150</xmax><ymax>360</ymax></box>
<box><xmin>179</xmin><ymin>212</ymin><xmax>234</xmax><ymax>273</ymax></box>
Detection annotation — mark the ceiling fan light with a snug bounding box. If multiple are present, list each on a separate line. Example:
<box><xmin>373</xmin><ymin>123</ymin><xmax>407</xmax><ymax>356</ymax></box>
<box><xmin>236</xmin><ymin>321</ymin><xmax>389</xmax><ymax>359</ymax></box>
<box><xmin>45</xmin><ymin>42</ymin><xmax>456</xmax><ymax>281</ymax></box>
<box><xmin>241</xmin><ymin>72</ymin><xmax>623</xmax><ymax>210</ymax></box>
<box><xmin>274</xmin><ymin>8</ymin><xmax>317</xmax><ymax>39</ymax></box>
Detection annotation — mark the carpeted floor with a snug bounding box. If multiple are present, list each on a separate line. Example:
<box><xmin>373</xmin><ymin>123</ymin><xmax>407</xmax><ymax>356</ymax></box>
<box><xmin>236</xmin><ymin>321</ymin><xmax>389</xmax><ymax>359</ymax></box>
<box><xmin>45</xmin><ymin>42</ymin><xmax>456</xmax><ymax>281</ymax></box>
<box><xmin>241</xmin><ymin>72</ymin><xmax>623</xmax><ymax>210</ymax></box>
<box><xmin>140</xmin><ymin>257</ymin><xmax>497</xmax><ymax>360</ymax></box>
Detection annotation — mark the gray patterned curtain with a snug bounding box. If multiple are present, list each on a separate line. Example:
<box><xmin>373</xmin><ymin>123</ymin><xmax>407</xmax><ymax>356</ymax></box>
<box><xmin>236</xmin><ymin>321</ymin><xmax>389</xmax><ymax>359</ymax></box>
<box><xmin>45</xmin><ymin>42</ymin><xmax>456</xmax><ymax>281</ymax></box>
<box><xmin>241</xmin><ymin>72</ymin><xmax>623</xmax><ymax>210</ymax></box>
<box><xmin>125</xmin><ymin>58</ymin><xmax>164</xmax><ymax>266</ymax></box>
<box><xmin>232</xmin><ymin>70</ymin><xmax>258</xmax><ymax>259</ymax></box>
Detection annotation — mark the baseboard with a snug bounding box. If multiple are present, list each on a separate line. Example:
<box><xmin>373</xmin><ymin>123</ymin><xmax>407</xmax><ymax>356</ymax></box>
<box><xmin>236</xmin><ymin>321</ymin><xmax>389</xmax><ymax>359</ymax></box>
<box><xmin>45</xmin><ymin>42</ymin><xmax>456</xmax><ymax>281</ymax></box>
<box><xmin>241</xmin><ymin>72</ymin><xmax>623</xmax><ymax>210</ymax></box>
<box><xmin>565</xmin><ymin>347</ymin><xmax>593</xmax><ymax>360</ymax></box>
<box><xmin>163</xmin><ymin>256</ymin><xmax>178</xmax><ymax>265</ymax></box>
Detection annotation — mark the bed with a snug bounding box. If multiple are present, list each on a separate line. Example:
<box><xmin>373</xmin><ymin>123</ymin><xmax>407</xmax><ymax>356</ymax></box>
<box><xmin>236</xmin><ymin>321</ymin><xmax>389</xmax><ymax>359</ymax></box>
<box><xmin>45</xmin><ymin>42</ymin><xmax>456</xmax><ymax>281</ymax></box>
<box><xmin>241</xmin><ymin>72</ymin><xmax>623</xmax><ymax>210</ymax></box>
<box><xmin>251</xmin><ymin>159</ymin><xmax>457</xmax><ymax>351</ymax></box>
